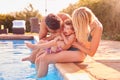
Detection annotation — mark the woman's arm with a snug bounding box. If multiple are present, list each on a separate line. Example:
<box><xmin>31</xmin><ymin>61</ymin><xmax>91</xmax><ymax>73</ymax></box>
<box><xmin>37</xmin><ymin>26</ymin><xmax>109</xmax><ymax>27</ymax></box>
<box><xmin>73</xmin><ymin>25</ymin><xmax>103</xmax><ymax>57</ymax></box>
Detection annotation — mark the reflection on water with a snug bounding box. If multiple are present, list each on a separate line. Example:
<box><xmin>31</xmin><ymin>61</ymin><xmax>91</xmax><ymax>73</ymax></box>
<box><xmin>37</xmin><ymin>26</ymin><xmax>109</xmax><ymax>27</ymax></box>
<box><xmin>0</xmin><ymin>40</ymin><xmax>63</xmax><ymax>80</ymax></box>
<box><xmin>0</xmin><ymin>42</ymin><xmax>13</xmax><ymax>49</ymax></box>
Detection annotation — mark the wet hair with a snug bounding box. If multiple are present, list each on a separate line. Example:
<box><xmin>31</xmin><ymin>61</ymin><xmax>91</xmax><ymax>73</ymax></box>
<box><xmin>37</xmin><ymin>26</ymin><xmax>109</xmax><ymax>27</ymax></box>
<box><xmin>45</xmin><ymin>13</ymin><xmax>61</xmax><ymax>30</ymax></box>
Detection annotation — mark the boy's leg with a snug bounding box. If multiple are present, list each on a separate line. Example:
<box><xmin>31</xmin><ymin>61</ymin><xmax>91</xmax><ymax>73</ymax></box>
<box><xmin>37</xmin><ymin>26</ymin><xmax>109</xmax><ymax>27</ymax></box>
<box><xmin>26</xmin><ymin>43</ymin><xmax>37</xmax><ymax>50</ymax></box>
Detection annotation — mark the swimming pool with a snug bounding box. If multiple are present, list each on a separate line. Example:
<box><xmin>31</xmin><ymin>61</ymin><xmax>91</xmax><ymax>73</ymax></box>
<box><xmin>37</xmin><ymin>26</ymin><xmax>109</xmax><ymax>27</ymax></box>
<box><xmin>0</xmin><ymin>40</ymin><xmax>64</xmax><ymax>80</ymax></box>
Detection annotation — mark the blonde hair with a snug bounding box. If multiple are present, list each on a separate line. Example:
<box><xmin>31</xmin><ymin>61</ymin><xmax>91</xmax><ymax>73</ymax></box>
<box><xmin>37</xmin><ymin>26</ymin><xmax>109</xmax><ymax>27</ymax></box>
<box><xmin>72</xmin><ymin>7</ymin><xmax>96</xmax><ymax>42</ymax></box>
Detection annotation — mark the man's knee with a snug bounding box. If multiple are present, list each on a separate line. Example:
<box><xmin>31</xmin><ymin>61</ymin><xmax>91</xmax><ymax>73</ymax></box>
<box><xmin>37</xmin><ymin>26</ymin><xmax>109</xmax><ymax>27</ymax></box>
<box><xmin>35</xmin><ymin>55</ymin><xmax>46</xmax><ymax>64</ymax></box>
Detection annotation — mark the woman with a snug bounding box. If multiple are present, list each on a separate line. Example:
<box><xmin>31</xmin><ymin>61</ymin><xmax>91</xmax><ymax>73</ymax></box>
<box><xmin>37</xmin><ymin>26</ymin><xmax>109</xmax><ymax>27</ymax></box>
<box><xmin>35</xmin><ymin>7</ymin><xmax>103</xmax><ymax>77</ymax></box>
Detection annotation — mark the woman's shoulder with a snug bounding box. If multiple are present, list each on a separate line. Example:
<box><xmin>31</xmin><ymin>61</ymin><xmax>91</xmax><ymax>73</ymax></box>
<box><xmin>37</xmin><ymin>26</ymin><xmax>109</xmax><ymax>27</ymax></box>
<box><xmin>90</xmin><ymin>19</ymin><xmax>103</xmax><ymax>39</ymax></box>
<box><xmin>91</xmin><ymin>19</ymin><xmax>103</xmax><ymax>31</ymax></box>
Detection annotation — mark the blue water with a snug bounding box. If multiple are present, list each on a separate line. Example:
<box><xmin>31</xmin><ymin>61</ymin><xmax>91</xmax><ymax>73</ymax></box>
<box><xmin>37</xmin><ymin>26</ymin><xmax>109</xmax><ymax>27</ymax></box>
<box><xmin>0</xmin><ymin>40</ymin><xmax>63</xmax><ymax>80</ymax></box>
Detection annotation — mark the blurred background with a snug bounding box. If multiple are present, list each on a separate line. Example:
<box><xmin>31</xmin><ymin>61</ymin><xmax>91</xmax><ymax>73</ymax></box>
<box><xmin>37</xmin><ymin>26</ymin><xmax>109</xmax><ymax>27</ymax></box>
<box><xmin>0</xmin><ymin>0</ymin><xmax>120</xmax><ymax>41</ymax></box>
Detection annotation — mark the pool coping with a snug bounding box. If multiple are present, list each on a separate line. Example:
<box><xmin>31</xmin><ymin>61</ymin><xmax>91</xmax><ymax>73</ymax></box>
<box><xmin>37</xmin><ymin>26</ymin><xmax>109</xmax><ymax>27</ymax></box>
<box><xmin>0</xmin><ymin>34</ymin><xmax>34</xmax><ymax>40</ymax></box>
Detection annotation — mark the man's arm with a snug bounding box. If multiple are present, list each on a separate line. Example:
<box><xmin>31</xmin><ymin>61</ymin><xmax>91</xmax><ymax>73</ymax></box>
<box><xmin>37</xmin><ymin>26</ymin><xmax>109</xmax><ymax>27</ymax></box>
<box><xmin>39</xmin><ymin>17</ymin><xmax>48</xmax><ymax>40</ymax></box>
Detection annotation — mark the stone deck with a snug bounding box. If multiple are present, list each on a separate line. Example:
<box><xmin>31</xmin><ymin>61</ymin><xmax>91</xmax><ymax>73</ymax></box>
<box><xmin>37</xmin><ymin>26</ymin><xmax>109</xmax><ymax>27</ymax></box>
<box><xmin>56</xmin><ymin>40</ymin><xmax>120</xmax><ymax>80</ymax></box>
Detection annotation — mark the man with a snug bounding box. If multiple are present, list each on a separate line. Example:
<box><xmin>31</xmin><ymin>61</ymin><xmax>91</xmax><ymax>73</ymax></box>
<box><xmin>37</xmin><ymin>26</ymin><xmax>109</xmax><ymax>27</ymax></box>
<box><xmin>22</xmin><ymin>13</ymin><xmax>71</xmax><ymax>63</ymax></box>
<box><xmin>39</xmin><ymin>13</ymin><xmax>71</xmax><ymax>40</ymax></box>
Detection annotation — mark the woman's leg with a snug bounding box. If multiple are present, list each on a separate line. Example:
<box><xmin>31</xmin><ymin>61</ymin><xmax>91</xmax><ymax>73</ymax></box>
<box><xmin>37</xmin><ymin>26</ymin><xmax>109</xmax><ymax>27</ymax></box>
<box><xmin>47</xmin><ymin>51</ymin><xmax>86</xmax><ymax>63</ymax></box>
<box><xmin>35</xmin><ymin>50</ymin><xmax>86</xmax><ymax>77</ymax></box>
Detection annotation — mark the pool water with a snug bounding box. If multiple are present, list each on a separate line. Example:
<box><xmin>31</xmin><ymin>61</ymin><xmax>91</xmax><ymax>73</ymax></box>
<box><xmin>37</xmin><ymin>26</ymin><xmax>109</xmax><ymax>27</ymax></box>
<box><xmin>0</xmin><ymin>40</ymin><xmax>63</xmax><ymax>80</ymax></box>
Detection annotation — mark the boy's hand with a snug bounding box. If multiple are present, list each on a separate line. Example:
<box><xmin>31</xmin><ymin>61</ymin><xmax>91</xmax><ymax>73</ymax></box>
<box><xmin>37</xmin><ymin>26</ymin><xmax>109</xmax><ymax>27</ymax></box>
<box><xmin>61</xmin><ymin>32</ymin><xmax>65</xmax><ymax>37</ymax></box>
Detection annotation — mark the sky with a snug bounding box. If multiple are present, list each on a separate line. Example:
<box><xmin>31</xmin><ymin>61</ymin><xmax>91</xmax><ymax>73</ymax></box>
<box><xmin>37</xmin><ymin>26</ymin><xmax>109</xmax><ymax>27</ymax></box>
<box><xmin>0</xmin><ymin>0</ymin><xmax>78</xmax><ymax>15</ymax></box>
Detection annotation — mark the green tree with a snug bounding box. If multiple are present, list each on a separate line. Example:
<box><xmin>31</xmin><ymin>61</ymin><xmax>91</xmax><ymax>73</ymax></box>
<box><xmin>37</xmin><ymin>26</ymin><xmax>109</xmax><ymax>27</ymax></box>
<box><xmin>14</xmin><ymin>3</ymin><xmax>42</xmax><ymax>32</ymax></box>
<box><xmin>61</xmin><ymin>0</ymin><xmax>120</xmax><ymax>41</ymax></box>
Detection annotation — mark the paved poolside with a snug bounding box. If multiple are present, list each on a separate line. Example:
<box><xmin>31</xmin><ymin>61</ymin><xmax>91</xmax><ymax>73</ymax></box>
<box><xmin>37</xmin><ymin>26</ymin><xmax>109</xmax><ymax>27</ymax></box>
<box><xmin>56</xmin><ymin>40</ymin><xmax>120</xmax><ymax>80</ymax></box>
<box><xmin>89</xmin><ymin>40</ymin><xmax>120</xmax><ymax>80</ymax></box>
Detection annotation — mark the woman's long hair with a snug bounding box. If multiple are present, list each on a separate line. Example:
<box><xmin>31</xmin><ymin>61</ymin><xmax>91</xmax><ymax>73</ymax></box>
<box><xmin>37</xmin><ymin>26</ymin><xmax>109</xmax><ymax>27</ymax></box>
<box><xmin>72</xmin><ymin>7</ymin><xmax>96</xmax><ymax>42</ymax></box>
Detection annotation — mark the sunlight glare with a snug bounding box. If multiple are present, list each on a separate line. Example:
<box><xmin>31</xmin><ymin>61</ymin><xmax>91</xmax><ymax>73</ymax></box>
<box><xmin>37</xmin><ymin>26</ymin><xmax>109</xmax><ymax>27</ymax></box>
<box><xmin>0</xmin><ymin>0</ymin><xmax>78</xmax><ymax>15</ymax></box>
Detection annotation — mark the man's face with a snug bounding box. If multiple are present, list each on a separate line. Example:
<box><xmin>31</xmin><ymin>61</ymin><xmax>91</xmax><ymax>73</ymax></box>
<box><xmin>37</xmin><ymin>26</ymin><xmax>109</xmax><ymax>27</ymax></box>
<box><xmin>47</xmin><ymin>27</ymin><xmax>60</xmax><ymax>34</ymax></box>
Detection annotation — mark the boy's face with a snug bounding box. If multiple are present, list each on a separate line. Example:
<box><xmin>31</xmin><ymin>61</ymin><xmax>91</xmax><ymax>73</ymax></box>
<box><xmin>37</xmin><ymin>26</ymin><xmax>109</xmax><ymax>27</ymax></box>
<box><xmin>63</xmin><ymin>25</ymin><xmax>74</xmax><ymax>36</ymax></box>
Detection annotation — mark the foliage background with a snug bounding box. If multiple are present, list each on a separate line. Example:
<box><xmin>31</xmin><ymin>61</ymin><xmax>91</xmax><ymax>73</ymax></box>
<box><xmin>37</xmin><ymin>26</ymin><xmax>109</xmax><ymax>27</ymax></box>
<box><xmin>0</xmin><ymin>0</ymin><xmax>120</xmax><ymax>41</ymax></box>
<box><xmin>61</xmin><ymin>0</ymin><xmax>120</xmax><ymax>41</ymax></box>
<box><xmin>0</xmin><ymin>4</ymin><xmax>42</xmax><ymax>32</ymax></box>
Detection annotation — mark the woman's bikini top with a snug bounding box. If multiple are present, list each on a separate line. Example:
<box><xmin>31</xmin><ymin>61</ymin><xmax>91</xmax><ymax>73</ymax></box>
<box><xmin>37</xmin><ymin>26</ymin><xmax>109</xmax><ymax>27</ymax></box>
<box><xmin>88</xmin><ymin>28</ymin><xmax>95</xmax><ymax>42</ymax></box>
<box><xmin>68</xmin><ymin>28</ymin><xmax>95</xmax><ymax>51</ymax></box>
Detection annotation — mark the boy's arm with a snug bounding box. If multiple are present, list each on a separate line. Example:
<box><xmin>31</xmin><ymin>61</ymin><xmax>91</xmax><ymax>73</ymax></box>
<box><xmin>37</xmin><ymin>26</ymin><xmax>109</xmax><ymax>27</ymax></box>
<box><xmin>61</xmin><ymin>33</ymin><xmax>75</xmax><ymax>50</ymax></box>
